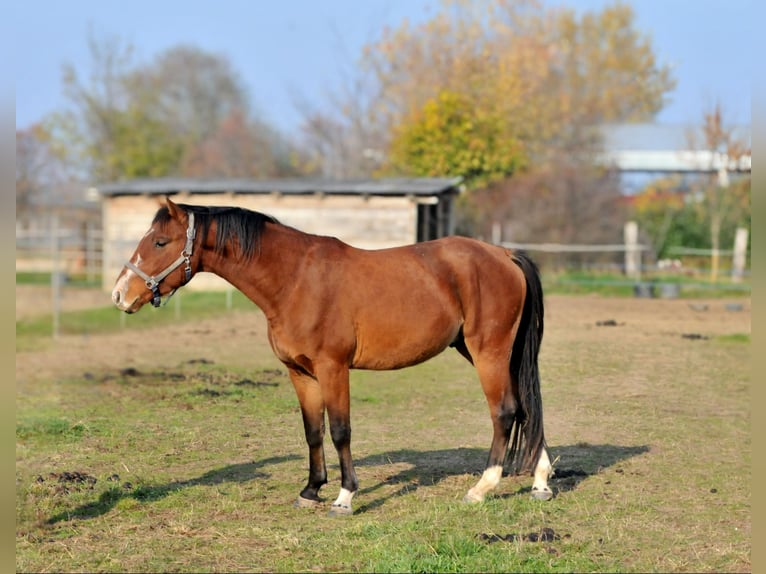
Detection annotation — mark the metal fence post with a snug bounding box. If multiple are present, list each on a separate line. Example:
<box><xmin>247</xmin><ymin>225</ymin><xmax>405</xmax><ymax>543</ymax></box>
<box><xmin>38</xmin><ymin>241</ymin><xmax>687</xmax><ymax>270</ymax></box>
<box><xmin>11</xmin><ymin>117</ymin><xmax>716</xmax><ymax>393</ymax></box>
<box><xmin>51</xmin><ymin>214</ymin><xmax>61</xmax><ymax>339</ymax></box>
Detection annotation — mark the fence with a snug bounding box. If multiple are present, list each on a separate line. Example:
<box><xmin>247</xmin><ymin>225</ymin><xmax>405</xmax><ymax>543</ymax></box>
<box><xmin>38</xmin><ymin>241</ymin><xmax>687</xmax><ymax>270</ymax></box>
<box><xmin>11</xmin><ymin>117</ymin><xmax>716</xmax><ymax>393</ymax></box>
<box><xmin>16</xmin><ymin>217</ymin><xmax>237</xmax><ymax>338</ymax></box>
<box><xmin>17</xmin><ymin>219</ymin><xmax>750</xmax><ymax>339</ymax></box>
<box><xmin>494</xmin><ymin>222</ymin><xmax>749</xmax><ymax>278</ymax></box>
<box><xmin>16</xmin><ymin>217</ymin><xmax>103</xmax><ymax>281</ymax></box>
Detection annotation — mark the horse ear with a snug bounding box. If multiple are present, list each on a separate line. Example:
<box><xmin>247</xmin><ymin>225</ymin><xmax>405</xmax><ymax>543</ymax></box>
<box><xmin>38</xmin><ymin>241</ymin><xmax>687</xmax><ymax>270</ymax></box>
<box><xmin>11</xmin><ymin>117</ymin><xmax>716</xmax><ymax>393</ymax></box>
<box><xmin>165</xmin><ymin>196</ymin><xmax>185</xmax><ymax>221</ymax></box>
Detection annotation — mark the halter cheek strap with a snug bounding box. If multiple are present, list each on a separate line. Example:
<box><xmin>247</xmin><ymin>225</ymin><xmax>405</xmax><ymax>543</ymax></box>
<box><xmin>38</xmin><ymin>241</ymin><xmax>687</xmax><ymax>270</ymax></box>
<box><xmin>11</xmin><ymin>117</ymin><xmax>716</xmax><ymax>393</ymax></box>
<box><xmin>125</xmin><ymin>212</ymin><xmax>196</xmax><ymax>308</ymax></box>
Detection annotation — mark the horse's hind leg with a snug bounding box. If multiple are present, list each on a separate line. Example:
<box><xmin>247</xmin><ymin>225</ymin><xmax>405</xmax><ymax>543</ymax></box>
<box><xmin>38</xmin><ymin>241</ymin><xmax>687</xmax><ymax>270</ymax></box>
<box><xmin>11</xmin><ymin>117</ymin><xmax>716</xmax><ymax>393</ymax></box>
<box><xmin>464</xmin><ymin>358</ymin><xmax>515</xmax><ymax>503</ymax></box>
<box><xmin>287</xmin><ymin>367</ymin><xmax>328</xmax><ymax>507</ymax></box>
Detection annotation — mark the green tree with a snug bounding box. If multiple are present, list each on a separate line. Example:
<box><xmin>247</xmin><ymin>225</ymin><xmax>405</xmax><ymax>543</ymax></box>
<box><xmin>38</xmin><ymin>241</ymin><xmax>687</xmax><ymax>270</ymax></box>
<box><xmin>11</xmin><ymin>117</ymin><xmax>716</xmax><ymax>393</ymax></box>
<box><xmin>387</xmin><ymin>90</ymin><xmax>525</xmax><ymax>188</ymax></box>
<box><xmin>105</xmin><ymin>103</ymin><xmax>184</xmax><ymax>178</ymax></box>
<box><xmin>631</xmin><ymin>168</ymin><xmax>750</xmax><ymax>268</ymax></box>
<box><xmin>629</xmin><ymin>176</ymin><xmax>687</xmax><ymax>260</ymax></box>
<box><xmin>690</xmin><ymin>104</ymin><xmax>751</xmax><ymax>280</ymax></box>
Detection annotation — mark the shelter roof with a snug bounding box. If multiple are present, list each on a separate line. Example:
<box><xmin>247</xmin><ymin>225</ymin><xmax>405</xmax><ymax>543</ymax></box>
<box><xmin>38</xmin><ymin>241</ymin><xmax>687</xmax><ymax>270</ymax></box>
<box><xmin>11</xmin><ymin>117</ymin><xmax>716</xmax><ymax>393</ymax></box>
<box><xmin>97</xmin><ymin>177</ymin><xmax>463</xmax><ymax>198</ymax></box>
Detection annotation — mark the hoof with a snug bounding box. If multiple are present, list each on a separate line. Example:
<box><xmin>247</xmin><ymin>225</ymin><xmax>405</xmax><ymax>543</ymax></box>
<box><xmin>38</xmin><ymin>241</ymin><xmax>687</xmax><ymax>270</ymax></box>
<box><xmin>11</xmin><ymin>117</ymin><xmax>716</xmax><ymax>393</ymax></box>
<box><xmin>531</xmin><ymin>487</ymin><xmax>553</xmax><ymax>501</ymax></box>
<box><xmin>294</xmin><ymin>496</ymin><xmax>322</xmax><ymax>509</ymax></box>
<box><xmin>463</xmin><ymin>491</ymin><xmax>484</xmax><ymax>504</ymax></box>
<box><xmin>328</xmin><ymin>504</ymin><xmax>353</xmax><ymax>517</ymax></box>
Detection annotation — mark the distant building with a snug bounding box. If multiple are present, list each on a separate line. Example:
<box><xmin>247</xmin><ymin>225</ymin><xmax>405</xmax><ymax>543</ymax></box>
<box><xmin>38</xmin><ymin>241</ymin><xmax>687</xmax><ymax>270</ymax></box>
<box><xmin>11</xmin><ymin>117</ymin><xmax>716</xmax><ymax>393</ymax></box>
<box><xmin>597</xmin><ymin>123</ymin><xmax>751</xmax><ymax>194</ymax></box>
<box><xmin>96</xmin><ymin>177</ymin><xmax>462</xmax><ymax>291</ymax></box>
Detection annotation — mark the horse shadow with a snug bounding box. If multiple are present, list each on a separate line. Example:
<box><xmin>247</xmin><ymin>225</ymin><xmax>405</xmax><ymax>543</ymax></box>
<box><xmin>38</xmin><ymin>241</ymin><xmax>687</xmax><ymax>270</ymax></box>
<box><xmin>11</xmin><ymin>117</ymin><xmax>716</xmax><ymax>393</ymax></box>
<box><xmin>45</xmin><ymin>454</ymin><xmax>300</xmax><ymax>525</ymax></box>
<box><xmin>45</xmin><ymin>443</ymin><xmax>647</xmax><ymax>523</ymax></box>
<box><xmin>351</xmin><ymin>442</ymin><xmax>650</xmax><ymax>514</ymax></box>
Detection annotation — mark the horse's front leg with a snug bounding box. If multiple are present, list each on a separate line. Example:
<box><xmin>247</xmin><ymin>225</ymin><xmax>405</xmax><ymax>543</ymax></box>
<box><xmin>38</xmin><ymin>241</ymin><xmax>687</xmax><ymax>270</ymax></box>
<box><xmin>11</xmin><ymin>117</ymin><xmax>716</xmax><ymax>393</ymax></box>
<box><xmin>316</xmin><ymin>361</ymin><xmax>358</xmax><ymax>516</ymax></box>
<box><xmin>287</xmin><ymin>367</ymin><xmax>328</xmax><ymax>508</ymax></box>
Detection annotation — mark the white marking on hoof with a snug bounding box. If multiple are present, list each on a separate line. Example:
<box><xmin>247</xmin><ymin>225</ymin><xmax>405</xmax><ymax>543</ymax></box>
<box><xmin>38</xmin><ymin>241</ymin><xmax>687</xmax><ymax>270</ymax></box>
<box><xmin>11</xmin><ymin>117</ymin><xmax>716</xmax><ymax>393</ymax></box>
<box><xmin>532</xmin><ymin>448</ymin><xmax>553</xmax><ymax>499</ymax></box>
<box><xmin>463</xmin><ymin>490</ymin><xmax>484</xmax><ymax>504</ymax></box>
<box><xmin>465</xmin><ymin>465</ymin><xmax>502</xmax><ymax>503</ymax></box>
<box><xmin>329</xmin><ymin>488</ymin><xmax>355</xmax><ymax>516</ymax></box>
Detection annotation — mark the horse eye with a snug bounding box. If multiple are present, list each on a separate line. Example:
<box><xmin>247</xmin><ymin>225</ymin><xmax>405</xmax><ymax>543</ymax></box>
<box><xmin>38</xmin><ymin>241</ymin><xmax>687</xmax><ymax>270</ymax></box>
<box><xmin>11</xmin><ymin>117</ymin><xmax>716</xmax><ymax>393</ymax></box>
<box><xmin>154</xmin><ymin>239</ymin><xmax>169</xmax><ymax>248</ymax></box>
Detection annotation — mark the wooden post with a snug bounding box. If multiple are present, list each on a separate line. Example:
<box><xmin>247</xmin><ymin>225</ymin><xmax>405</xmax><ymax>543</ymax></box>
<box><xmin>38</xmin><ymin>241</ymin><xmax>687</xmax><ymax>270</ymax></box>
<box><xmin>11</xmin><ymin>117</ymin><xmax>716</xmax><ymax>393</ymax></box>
<box><xmin>492</xmin><ymin>222</ymin><xmax>501</xmax><ymax>245</ymax></box>
<box><xmin>624</xmin><ymin>221</ymin><xmax>640</xmax><ymax>279</ymax></box>
<box><xmin>51</xmin><ymin>214</ymin><xmax>61</xmax><ymax>339</ymax></box>
<box><xmin>731</xmin><ymin>227</ymin><xmax>749</xmax><ymax>283</ymax></box>
<box><xmin>174</xmin><ymin>291</ymin><xmax>182</xmax><ymax>320</ymax></box>
<box><xmin>86</xmin><ymin>221</ymin><xmax>96</xmax><ymax>284</ymax></box>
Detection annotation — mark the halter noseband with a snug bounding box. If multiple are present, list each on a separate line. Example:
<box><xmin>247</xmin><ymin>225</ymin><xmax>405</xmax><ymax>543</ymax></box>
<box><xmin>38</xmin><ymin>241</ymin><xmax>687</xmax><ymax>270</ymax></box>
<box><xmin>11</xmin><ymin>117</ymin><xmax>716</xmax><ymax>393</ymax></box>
<box><xmin>125</xmin><ymin>211</ymin><xmax>196</xmax><ymax>308</ymax></box>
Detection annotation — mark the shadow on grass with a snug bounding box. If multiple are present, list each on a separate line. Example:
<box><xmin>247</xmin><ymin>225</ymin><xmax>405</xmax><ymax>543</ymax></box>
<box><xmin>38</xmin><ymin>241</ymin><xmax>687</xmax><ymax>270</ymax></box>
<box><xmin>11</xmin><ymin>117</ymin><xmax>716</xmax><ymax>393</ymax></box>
<box><xmin>46</xmin><ymin>443</ymin><xmax>648</xmax><ymax>522</ymax></box>
<box><xmin>352</xmin><ymin>443</ymin><xmax>649</xmax><ymax>513</ymax></box>
<box><xmin>46</xmin><ymin>455</ymin><xmax>300</xmax><ymax>525</ymax></box>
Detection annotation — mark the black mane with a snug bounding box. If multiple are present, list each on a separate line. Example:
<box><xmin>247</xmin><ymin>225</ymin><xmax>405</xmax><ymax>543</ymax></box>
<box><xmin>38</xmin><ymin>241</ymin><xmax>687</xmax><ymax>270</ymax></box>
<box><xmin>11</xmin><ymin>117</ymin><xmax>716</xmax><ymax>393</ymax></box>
<box><xmin>153</xmin><ymin>203</ymin><xmax>279</xmax><ymax>260</ymax></box>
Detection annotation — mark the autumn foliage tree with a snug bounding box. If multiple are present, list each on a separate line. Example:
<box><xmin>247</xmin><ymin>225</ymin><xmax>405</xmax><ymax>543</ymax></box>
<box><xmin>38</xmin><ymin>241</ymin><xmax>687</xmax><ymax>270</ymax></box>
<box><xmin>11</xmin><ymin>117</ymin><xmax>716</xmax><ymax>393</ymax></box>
<box><xmin>181</xmin><ymin>109</ymin><xmax>294</xmax><ymax>177</ymax></box>
<box><xmin>299</xmin><ymin>0</ymin><xmax>675</xmax><ymax>241</ymax></box>
<box><xmin>366</xmin><ymin>0</ymin><xmax>675</xmax><ymax>182</ymax></box>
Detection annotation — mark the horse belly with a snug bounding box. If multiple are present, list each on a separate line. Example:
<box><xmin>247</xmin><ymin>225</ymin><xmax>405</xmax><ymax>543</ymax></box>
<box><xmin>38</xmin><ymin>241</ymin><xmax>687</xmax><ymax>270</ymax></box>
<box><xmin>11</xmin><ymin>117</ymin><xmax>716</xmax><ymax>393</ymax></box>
<box><xmin>351</xmin><ymin>306</ymin><xmax>460</xmax><ymax>370</ymax></box>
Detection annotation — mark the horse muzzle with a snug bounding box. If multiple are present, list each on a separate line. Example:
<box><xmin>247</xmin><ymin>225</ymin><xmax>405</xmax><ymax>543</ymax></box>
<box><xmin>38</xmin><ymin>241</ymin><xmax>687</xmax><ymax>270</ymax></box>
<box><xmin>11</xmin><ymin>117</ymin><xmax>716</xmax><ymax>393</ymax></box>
<box><xmin>111</xmin><ymin>283</ymin><xmax>143</xmax><ymax>313</ymax></box>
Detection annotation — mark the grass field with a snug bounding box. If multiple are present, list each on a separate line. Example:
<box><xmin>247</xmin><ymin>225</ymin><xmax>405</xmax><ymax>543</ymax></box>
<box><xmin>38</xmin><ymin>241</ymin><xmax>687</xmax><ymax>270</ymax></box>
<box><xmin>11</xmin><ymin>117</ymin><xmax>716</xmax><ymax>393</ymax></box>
<box><xmin>16</xmin><ymin>292</ymin><xmax>750</xmax><ymax>572</ymax></box>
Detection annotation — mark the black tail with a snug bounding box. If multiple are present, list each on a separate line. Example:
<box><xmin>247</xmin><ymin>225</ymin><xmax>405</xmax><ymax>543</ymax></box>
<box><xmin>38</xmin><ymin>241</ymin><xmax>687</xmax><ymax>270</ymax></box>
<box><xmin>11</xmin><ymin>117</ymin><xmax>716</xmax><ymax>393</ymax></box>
<box><xmin>507</xmin><ymin>251</ymin><xmax>546</xmax><ymax>475</ymax></box>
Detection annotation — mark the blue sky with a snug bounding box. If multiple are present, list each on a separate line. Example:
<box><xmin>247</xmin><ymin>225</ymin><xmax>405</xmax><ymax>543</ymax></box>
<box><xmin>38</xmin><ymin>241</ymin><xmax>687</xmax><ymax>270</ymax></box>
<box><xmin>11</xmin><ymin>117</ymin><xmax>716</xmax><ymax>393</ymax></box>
<box><xmin>14</xmin><ymin>0</ymin><xmax>752</xmax><ymax>135</ymax></box>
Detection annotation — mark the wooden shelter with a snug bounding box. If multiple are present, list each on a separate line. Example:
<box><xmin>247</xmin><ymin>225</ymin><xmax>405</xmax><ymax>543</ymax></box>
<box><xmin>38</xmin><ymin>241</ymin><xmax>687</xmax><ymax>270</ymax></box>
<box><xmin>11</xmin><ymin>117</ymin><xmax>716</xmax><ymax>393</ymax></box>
<box><xmin>97</xmin><ymin>177</ymin><xmax>463</xmax><ymax>291</ymax></box>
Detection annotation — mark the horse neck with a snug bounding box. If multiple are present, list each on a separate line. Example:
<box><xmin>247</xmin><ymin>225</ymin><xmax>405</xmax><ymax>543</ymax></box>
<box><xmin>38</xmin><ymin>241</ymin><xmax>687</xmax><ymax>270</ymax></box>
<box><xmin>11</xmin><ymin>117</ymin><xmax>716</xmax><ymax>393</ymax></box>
<box><xmin>197</xmin><ymin>221</ymin><xmax>309</xmax><ymax>317</ymax></box>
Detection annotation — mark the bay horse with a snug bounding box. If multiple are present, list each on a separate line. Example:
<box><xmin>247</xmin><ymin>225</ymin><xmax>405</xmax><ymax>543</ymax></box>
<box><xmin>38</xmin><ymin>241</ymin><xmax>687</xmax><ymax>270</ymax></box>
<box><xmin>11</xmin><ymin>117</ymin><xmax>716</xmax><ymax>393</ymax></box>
<box><xmin>112</xmin><ymin>197</ymin><xmax>553</xmax><ymax>515</ymax></box>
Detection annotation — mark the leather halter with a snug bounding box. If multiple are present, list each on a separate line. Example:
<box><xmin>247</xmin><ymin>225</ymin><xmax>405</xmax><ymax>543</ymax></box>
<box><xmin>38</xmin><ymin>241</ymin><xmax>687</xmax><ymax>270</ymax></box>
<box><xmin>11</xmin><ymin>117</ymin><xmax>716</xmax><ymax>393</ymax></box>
<box><xmin>125</xmin><ymin>212</ymin><xmax>196</xmax><ymax>307</ymax></box>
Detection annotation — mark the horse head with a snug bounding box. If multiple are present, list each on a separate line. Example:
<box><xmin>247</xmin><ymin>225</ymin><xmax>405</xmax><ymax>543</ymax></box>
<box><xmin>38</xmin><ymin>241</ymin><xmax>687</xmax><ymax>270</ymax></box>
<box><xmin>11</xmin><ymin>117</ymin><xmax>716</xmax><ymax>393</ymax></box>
<box><xmin>112</xmin><ymin>197</ymin><xmax>198</xmax><ymax>313</ymax></box>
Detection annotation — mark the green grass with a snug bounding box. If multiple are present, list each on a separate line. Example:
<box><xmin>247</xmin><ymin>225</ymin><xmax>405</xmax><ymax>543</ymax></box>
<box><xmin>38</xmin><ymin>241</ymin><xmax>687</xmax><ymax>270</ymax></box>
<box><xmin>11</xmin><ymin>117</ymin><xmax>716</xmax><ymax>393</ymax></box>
<box><xmin>544</xmin><ymin>270</ymin><xmax>751</xmax><ymax>298</ymax></box>
<box><xmin>16</xmin><ymin>298</ymin><xmax>751</xmax><ymax>572</ymax></box>
<box><xmin>16</xmin><ymin>271</ymin><xmax>102</xmax><ymax>288</ymax></box>
<box><xmin>716</xmin><ymin>333</ymin><xmax>750</xmax><ymax>344</ymax></box>
<box><xmin>16</xmin><ymin>416</ymin><xmax>94</xmax><ymax>441</ymax></box>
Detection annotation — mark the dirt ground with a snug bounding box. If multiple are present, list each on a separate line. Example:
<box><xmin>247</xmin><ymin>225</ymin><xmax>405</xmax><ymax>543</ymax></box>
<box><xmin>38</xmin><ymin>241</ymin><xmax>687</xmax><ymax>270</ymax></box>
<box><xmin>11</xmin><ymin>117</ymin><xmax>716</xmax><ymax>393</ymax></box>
<box><xmin>15</xmin><ymin>286</ymin><xmax>751</xmax><ymax>388</ymax></box>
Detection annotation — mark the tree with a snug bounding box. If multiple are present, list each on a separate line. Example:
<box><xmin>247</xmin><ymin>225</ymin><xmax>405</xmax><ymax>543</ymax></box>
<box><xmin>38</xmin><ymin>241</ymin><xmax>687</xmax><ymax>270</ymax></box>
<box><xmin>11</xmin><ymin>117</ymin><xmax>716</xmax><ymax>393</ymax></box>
<box><xmin>387</xmin><ymin>90</ymin><xmax>525</xmax><ymax>189</ymax></box>
<box><xmin>630</xmin><ymin>107</ymin><xmax>751</xmax><ymax>273</ymax></box>
<box><xmin>49</xmin><ymin>34</ymin><xmax>298</xmax><ymax>182</ymax></box>
<box><xmin>362</xmin><ymin>0</ymin><xmax>675</xmax><ymax>175</ymax></box>
<box><xmin>465</xmin><ymin>160</ymin><xmax>626</xmax><ymax>254</ymax></box>
<box><xmin>629</xmin><ymin>176</ymin><xmax>687</xmax><ymax>260</ymax></box>
<box><xmin>126</xmin><ymin>45</ymin><xmax>250</xmax><ymax>152</ymax></box>
<box><xmin>51</xmin><ymin>33</ymin><xmax>149</xmax><ymax>181</ymax></box>
<box><xmin>181</xmin><ymin>108</ymin><xmax>299</xmax><ymax>177</ymax></box>
<box><xmin>691</xmin><ymin>104</ymin><xmax>750</xmax><ymax>280</ymax></box>
<box><xmin>294</xmin><ymin>35</ymin><xmax>388</xmax><ymax>179</ymax></box>
<box><xmin>330</xmin><ymin>0</ymin><xmax>673</xmax><ymax>241</ymax></box>
<box><xmin>16</xmin><ymin>124</ymin><xmax>68</xmax><ymax>225</ymax></box>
